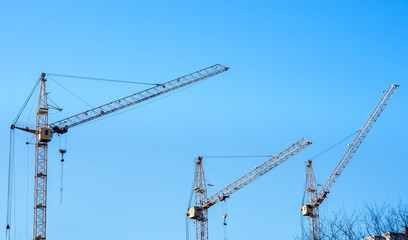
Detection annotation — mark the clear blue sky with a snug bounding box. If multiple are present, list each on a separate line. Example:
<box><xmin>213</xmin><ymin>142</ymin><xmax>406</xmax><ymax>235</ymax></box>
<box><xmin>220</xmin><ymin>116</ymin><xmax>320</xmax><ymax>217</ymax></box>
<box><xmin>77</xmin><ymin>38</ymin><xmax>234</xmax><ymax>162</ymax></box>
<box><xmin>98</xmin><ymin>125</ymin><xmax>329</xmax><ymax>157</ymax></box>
<box><xmin>1</xmin><ymin>1</ymin><xmax>407</xmax><ymax>240</ymax></box>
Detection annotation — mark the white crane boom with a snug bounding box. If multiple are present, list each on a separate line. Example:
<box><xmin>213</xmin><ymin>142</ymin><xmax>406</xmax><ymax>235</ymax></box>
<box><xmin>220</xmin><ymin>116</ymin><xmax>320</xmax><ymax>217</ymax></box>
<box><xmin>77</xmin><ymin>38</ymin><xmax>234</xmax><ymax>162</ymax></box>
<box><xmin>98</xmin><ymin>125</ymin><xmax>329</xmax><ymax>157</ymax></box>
<box><xmin>313</xmin><ymin>84</ymin><xmax>398</xmax><ymax>207</ymax></box>
<box><xmin>302</xmin><ymin>84</ymin><xmax>399</xmax><ymax>240</ymax></box>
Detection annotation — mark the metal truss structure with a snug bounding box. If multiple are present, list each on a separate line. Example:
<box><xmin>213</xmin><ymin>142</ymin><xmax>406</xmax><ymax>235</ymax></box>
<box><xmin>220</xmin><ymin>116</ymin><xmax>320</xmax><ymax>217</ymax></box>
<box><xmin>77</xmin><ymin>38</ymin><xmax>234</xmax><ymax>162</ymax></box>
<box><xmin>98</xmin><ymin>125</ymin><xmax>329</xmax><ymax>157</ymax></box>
<box><xmin>188</xmin><ymin>138</ymin><xmax>312</xmax><ymax>240</ymax></box>
<box><xmin>13</xmin><ymin>64</ymin><xmax>229</xmax><ymax>240</ymax></box>
<box><xmin>302</xmin><ymin>84</ymin><xmax>399</xmax><ymax>240</ymax></box>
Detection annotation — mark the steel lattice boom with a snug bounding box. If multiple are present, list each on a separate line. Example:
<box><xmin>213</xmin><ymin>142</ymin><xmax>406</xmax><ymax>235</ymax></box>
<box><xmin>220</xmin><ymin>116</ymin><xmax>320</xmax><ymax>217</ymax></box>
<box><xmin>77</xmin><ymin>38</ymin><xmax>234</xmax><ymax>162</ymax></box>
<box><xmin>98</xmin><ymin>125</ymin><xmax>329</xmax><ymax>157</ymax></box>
<box><xmin>49</xmin><ymin>64</ymin><xmax>229</xmax><ymax>133</ymax></box>
<box><xmin>313</xmin><ymin>84</ymin><xmax>398</xmax><ymax>207</ymax></box>
<box><xmin>204</xmin><ymin>138</ymin><xmax>312</xmax><ymax>209</ymax></box>
<box><xmin>188</xmin><ymin>138</ymin><xmax>312</xmax><ymax>240</ymax></box>
<box><xmin>301</xmin><ymin>84</ymin><xmax>399</xmax><ymax>240</ymax></box>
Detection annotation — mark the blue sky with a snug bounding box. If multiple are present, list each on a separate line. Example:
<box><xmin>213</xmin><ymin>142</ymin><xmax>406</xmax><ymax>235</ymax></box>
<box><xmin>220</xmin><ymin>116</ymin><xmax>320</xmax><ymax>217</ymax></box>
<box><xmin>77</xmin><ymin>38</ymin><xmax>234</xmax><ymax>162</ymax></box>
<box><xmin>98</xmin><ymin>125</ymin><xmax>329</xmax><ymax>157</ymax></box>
<box><xmin>1</xmin><ymin>1</ymin><xmax>407</xmax><ymax>239</ymax></box>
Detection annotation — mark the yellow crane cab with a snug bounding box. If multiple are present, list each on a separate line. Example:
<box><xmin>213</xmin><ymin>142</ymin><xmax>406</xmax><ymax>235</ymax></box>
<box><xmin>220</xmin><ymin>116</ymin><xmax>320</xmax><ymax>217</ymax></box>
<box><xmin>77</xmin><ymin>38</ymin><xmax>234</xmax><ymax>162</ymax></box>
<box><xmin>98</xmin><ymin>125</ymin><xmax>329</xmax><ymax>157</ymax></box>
<box><xmin>188</xmin><ymin>206</ymin><xmax>201</xmax><ymax>219</ymax></box>
<box><xmin>38</xmin><ymin>127</ymin><xmax>52</xmax><ymax>142</ymax></box>
<box><xmin>301</xmin><ymin>204</ymin><xmax>313</xmax><ymax>216</ymax></box>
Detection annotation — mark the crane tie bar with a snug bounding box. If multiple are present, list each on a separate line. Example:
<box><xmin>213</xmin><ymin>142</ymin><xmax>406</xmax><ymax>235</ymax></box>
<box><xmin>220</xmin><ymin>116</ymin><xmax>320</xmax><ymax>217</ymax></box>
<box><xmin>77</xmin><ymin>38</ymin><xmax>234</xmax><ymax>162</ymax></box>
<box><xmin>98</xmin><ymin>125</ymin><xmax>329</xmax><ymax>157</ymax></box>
<box><xmin>46</xmin><ymin>73</ymin><xmax>160</xmax><ymax>86</ymax></box>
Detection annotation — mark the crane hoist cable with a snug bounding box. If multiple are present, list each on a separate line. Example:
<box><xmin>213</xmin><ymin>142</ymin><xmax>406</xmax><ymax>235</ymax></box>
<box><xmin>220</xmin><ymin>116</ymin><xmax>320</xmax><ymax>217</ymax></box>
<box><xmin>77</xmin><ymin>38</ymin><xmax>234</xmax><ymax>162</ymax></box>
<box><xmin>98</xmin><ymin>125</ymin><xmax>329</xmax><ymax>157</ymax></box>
<box><xmin>59</xmin><ymin>149</ymin><xmax>66</xmax><ymax>205</ymax></box>
<box><xmin>222</xmin><ymin>200</ymin><xmax>228</xmax><ymax>240</ymax></box>
<box><xmin>25</xmin><ymin>142</ymin><xmax>30</xmax><ymax>240</ymax></box>
<box><xmin>58</xmin><ymin>133</ymin><xmax>68</xmax><ymax>205</ymax></box>
<box><xmin>5</xmin><ymin>129</ymin><xmax>15</xmax><ymax>240</ymax></box>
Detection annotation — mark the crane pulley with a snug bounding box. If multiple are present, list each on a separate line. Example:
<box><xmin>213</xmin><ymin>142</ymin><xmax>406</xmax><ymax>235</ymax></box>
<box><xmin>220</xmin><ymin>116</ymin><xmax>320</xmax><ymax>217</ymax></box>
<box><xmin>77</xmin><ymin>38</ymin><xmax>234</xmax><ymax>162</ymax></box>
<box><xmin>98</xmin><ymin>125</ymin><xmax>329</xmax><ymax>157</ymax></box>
<box><xmin>187</xmin><ymin>138</ymin><xmax>312</xmax><ymax>240</ymax></box>
<box><xmin>301</xmin><ymin>84</ymin><xmax>399</xmax><ymax>240</ymax></box>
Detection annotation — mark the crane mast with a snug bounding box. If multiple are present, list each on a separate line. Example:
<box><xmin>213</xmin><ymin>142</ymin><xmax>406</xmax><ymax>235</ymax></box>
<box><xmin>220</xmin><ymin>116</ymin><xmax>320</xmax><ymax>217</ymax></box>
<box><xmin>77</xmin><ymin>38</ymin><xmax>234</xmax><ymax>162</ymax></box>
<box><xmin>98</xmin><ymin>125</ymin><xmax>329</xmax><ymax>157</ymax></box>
<box><xmin>34</xmin><ymin>74</ymin><xmax>49</xmax><ymax>240</ymax></box>
<box><xmin>302</xmin><ymin>160</ymin><xmax>320</xmax><ymax>240</ymax></box>
<box><xmin>193</xmin><ymin>156</ymin><xmax>209</xmax><ymax>240</ymax></box>
<box><xmin>188</xmin><ymin>138</ymin><xmax>312</xmax><ymax>240</ymax></box>
<box><xmin>12</xmin><ymin>64</ymin><xmax>229</xmax><ymax>240</ymax></box>
<box><xmin>301</xmin><ymin>84</ymin><xmax>399</xmax><ymax>240</ymax></box>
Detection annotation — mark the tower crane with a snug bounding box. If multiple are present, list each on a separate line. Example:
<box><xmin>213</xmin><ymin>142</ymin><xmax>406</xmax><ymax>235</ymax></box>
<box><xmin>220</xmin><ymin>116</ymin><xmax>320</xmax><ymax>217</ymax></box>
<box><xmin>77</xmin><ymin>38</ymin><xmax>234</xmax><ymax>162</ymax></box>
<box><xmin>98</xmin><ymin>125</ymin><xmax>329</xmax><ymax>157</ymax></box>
<box><xmin>301</xmin><ymin>84</ymin><xmax>399</xmax><ymax>240</ymax></box>
<box><xmin>187</xmin><ymin>138</ymin><xmax>312</xmax><ymax>240</ymax></box>
<box><xmin>9</xmin><ymin>64</ymin><xmax>229</xmax><ymax>240</ymax></box>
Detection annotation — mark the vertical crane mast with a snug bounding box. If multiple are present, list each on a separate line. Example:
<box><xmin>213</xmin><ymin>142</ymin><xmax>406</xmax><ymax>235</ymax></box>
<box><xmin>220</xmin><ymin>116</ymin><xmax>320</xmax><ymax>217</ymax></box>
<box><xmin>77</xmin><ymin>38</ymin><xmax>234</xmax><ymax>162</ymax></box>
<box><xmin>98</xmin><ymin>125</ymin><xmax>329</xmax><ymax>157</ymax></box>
<box><xmin>302</xmin><ymin>160</ymin><xmax>319</xmax><ymax>240</ymax></box>
<box><xmin>301</xmin><ymin>84</ymin><xmax>399</xmax><ymax>240</ymax></box>
<box><xmin>194</xmin><ymin>156</ymin><xmax>208</xmax><ymax>240</ymax></box>
<box><xmin>188</xmin><ymin>138</ymin><xmax>312</xmax><ymax>240</ymax></box>
<box><xmin>34</xmin><ymin>73</ymin><xmax>51</xmax><ymax>240</ymax></box>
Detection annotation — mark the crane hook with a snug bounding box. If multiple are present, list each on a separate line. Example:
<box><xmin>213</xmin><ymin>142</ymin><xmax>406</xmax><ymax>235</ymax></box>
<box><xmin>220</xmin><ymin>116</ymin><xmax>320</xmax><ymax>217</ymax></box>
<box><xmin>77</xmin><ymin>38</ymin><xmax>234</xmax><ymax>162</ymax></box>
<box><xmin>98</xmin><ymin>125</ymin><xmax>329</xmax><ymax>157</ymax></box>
<box><xmin>59</xmin><ymin>149</ymin><xmax>66</xmax><ymax>162</ymax></box>
<box><xmin>59</xmin><ymin>149</ymin><xmax>67</xmax><ymax>205</ymax></box>
<box><xmin>222</xmin><ymin>214</ymin><xmax>227</xmax><ymax>225</ymax></box>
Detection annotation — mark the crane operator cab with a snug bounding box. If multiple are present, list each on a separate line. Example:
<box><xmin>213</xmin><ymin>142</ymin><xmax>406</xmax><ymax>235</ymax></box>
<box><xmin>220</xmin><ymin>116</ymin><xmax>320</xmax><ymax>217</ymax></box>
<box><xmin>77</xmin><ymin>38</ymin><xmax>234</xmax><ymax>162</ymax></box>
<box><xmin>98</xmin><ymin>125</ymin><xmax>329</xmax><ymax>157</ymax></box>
<box><xmin>301</xmin><ymin>204</ymin><xmax>313</xmax><ymax>216</ymax></box>
<box><xmin>38</xmin><ymin>127</ymin><xmax>53</xmax><ymax>142</ymax></box>
<box><xmin>187</xmin><ymin>206</ymin><xmax>201</xmax><ymax>219</ymax></box>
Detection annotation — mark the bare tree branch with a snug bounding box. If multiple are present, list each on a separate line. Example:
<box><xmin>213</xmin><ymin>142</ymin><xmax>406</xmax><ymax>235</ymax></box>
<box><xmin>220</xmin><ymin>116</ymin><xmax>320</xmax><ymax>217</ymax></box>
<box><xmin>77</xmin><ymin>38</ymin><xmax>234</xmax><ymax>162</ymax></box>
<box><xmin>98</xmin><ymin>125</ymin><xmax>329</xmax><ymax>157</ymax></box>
<box><xmin>295</xmin><ymin>202</ymin><xmax>408</xmax><ymax>240</ymax></box>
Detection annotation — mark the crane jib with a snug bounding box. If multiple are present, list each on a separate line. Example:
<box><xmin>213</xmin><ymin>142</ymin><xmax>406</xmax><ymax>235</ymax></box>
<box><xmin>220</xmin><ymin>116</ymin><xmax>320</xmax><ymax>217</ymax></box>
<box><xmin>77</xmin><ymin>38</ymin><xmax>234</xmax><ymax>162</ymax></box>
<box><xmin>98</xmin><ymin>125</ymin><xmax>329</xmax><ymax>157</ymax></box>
<box><xmin>312</xmin><ymin>84</ymin><xmax>399</xmax><ymax>206</ymax></box>
<box><xmin>203</xmin><ymin>138</ymin><xmax>312</xmax><ymax>209</ymax></box>
<box><xmin>49</xmin><ymin>64</ymin><xmax>229</xmax><ymax>133</ymax></box>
